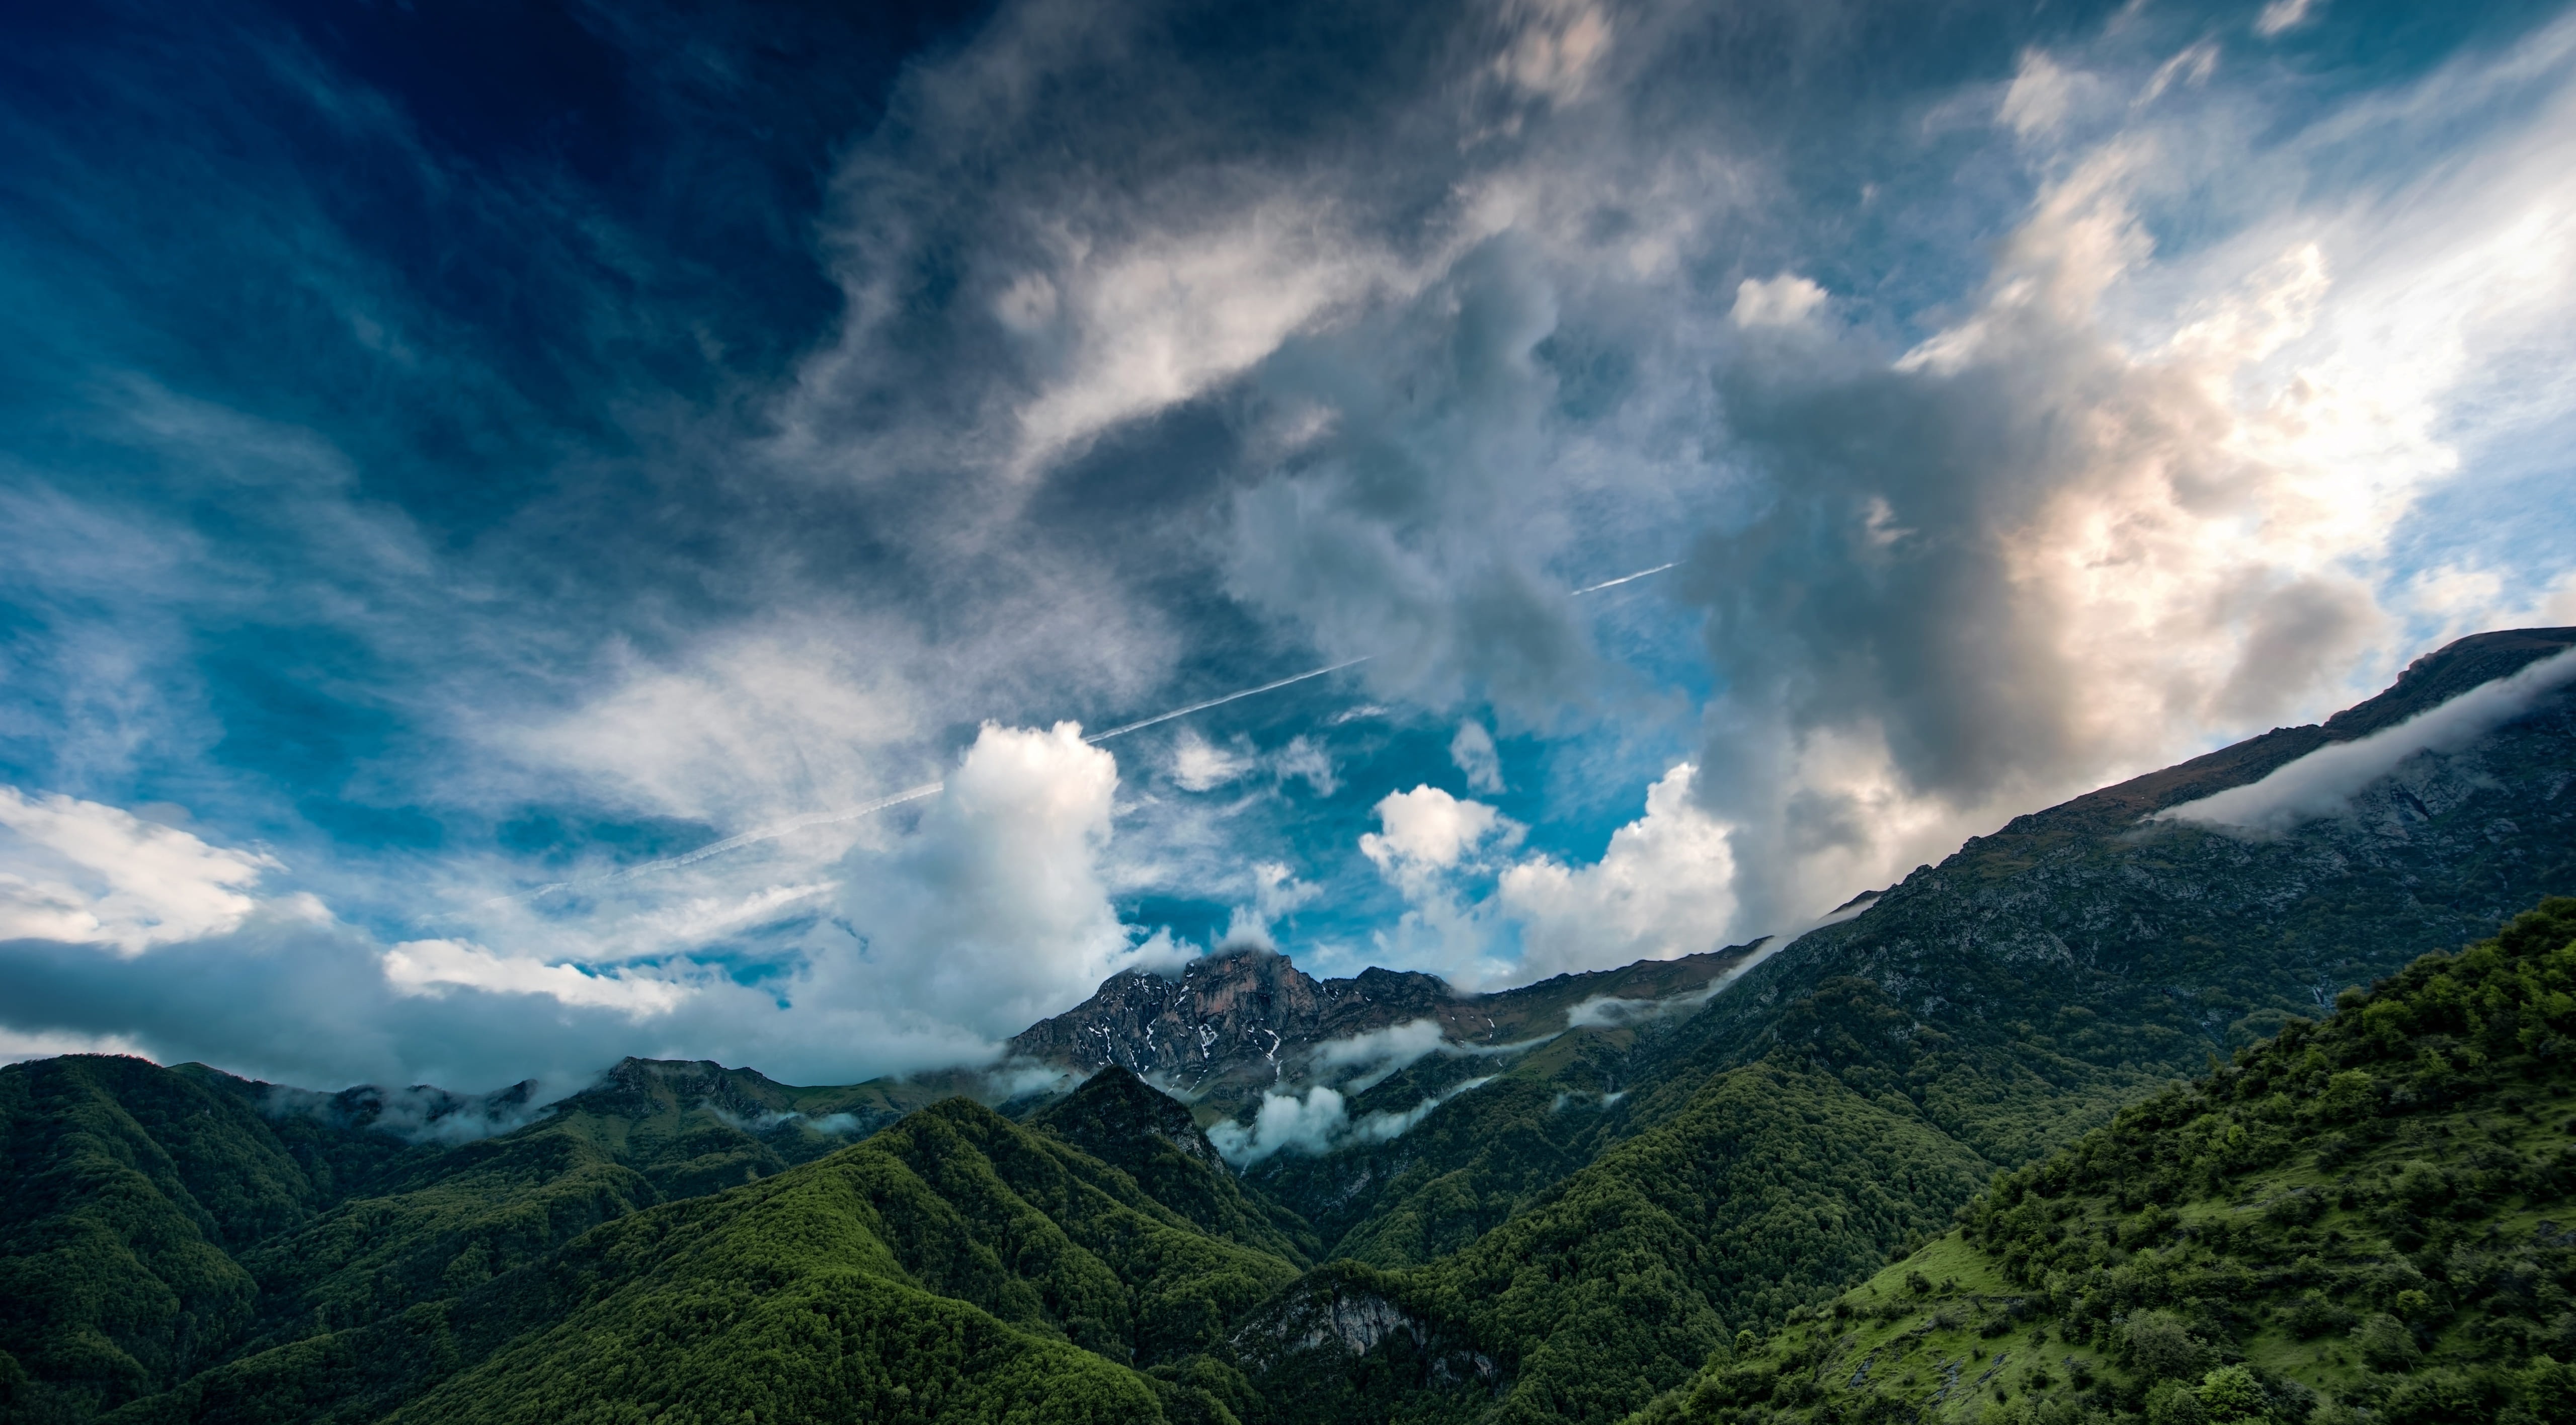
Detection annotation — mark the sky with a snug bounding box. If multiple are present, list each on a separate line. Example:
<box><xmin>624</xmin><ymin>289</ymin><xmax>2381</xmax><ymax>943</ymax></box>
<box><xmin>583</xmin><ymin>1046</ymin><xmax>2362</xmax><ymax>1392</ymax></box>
<box><xmin>3</xmin><ymin>0</ymin><xmax>2574</xmax><ymax>1094</ymax></box>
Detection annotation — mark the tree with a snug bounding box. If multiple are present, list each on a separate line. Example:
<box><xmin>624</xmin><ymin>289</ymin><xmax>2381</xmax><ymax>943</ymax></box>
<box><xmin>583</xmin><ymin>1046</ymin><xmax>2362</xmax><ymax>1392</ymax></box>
<box><xmin>2196</xmin><ymin>1365</ymin><xmax>2268</xmax><ymax>1424</ymax></box>
<box><xmin>2125</xmin><ymin>1311</ymin><xmax>2206</xmax><ymax>1382</ymax></box>
<box><xmin>2355</xmin><ymin>1313</ymin><xmax>2421</xmax><ymax>1373</ymax></box>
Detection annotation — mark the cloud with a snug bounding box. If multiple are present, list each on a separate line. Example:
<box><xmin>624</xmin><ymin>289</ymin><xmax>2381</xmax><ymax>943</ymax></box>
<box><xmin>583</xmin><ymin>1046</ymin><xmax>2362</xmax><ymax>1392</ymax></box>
<box><xmin>1170</xmin><ymin>728</ymin><xmax>1254</xmax><ymax>791</ymax></box>
<box><xmin>1308</xmin><ymin>1017</ymin><xmax>1449</xmax><ymax>1093</ymax></box>
<box><xmin>1730</xmin><ymin>274</ymin><xmax>1829</xmax><ymax>329</ymax></box>
<box><xmin>1673</xmin><ymin>15</ymin><xmax>2576</xmax><ymax>931</ymax></box>
<box><xmin>828</xmin><ymin>722</ymin><xmax>1179</xmax><ymax>1039</ymax></box>
<box><xmin>1220</xmin><ymin>861</ymin><xmax>1322</xmax><ymax>951</ymax></box>
<box><xmin>0</xmin><ymin>1025</ymin><xmax>148</xmax><ymax>1066</ymax></box>
<box><xmin>2256</xmin><ymin>0</ymin><xmax>2324</xmax><ymax>39</ymax></box>
<box><xmin>512</xmin><ymin>625</ymin><xmax>932</xmax><ymax>829</ymax></box>
<box><xmin>260</xmin><ymin>1080</ymin><xmax>553</xmax><ymax>1146</ymax></box>
<box><xmin>1269</xmin><ymin>736</ymin><xmax>1339</xmax><ymax>797</ymax></box>
<box><xmin>381</xmin><ymin>939</ymin><xmax>691</xmax><ymax>1018</ymax></box>
<box><xmin>2158</xmin><ymin>646</ymin><xmax>2576</xmax><ymax>834</ymax></box>
<box><xmin>1999</xmin><ymin>50</ymin><xmax>2108</xmax><ymax>140</ymax></box>
<box><xmin>1496</xmin><ymin>763</ymin><xmax>1737</xmax><ymax>981</ymax></box>
<box><xmin>0</xmin><ymin>789</ymin><xmax>283</xmax><ymax>956</ymax></box>
<box><xmin>1362</xmin><ymin>786</ymin><xmax>1514</xmax><ymax>881</ymax></box>
<box><xmin>1450</xmin><ymin>720</ymin><xmax>1505</xmax><ymax>794</ymax></box>
<box><xmin>10</xmin><ymin>0</ymin><xmax>2576</xmax><ymax>1096</ymax></box>
<box><xmin>1490</xmin><ymin>0</ymin><xmax>1615</xmax><ymax>106</ymax></box>
<box><xmin>1209</xmin><ymin>1074</ymin><xmax>1496</xmax><ymax>1166</ymax></box>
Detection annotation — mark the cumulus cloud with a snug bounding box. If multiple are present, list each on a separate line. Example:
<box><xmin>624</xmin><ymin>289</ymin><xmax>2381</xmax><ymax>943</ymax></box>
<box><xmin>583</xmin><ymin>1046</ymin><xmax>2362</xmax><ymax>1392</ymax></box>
<box><xmin>1496</xmin><ymin>763</ymin><xmax>1736</xmax><ymax>981</ymax></box>
<box><xmin>0</xmin><ymin>789</ymin><xmax>283</xmax><ymax>956</ymax></box>
<box><xmin>1675</xmin><ymin>22</ymin><xmax>2576</xmax><ymax>930</ymax></box>
<box><xmin>2158</xmin><ymin>646</ymin><xmax>2576</xmax><ymax>833</ymax></box>
<box><xmin>1361</xmin><ymin>786</ymin><xmax>1515</xmax><ymax>886</ymax></box>
<box><xmin>1356</xmin><ymin>787</ymin><xmax>1523</xmax><ymax>982</ymax></box>
<box><xmin>829</xmin><ymin>722</ymin><xmax>1178</xmax><ymax>1039</ymax></box>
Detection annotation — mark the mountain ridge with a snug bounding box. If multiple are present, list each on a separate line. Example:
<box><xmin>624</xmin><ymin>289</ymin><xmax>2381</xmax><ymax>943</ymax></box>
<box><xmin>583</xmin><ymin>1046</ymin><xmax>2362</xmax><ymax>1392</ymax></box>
<box><xmin>7</xmin><ymin>625</ymin><xmax>2575</xmax><ymax>1425</ymax></box>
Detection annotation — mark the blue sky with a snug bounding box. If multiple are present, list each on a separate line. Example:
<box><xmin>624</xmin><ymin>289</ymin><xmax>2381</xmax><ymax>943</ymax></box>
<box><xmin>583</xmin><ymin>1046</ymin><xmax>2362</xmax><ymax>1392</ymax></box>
<box><xmin>3</xmin><ymin>0</ymin><xmax>2573</xmax><ymax>1092</ymax></box>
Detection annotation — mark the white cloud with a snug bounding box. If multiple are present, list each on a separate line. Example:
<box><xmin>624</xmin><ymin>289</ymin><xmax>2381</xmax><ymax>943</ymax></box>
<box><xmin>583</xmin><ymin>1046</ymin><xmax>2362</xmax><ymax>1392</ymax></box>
<box><xmin>516</xmin><ymin>626</ymin><xmax>927</xmax><ymax>828</ymax></box>
<box><xmin>2256</xmin><ymin>0</ymin><xmax>2323</xmax><ymax>39</ymax></box>
<box><xmin>1361</xmin><ymin>785</ymin><xmax>1513</xmax><ymax>883</ymax></box>
<box><xmin>1208</xmin><ymin>1074</ymin><xmax>1496</xmax><ymax>1166</ymax></box>
<box><xmin>1490</xmin><ymin>0</ymin><xmax>1614</xmax><ymax>106</ymax></box>
<box><xmin>1270</xmin><ymin>736</ymin><xmax>1339</xmax><ymax>797</ymax></box>
<box><xmin>381</xmin><ymin>938</ymin><xmax>691</xmax><ymax>1018</ymax></box>
<box><xmin>0</xmin><ymin>789</ymin><xmax>281</xmax><ymax>956</ymax></box>
<box><xmin>830</xmin><ymin>722</ymin><xmax>1174</xmax><ymax>1039</ymax></box>
<box><xmin>2000</xmin><ymin>50</ymin><xmax>2092</xmax><ymax>139</ymax></box>
<box><xmin>1220</xmin><ymin>860</ymin><xmax>1322</xmax><ymax>950</ymax></box>
<box><xmin>2157</xmin><ymin>646</ymin><xmax>2576</xmax><ymax>833</ymax></box>
<box><xmin>1310</xmin><ymin>1017</ymin><xmax>1448</xmax><ymax>1092</ymax></box>
<box><xmin>1170</xmin><ymin>728</ymin><xmax>1254</xmax><ymax>791</ymax></box>
<box><xmin>0</xmin><ymin>1025</ymin><xmax>150</xmax><ymax>1065</ymax></box>
<box><xmin>1730</xmin><ymin>274</ymin><xmax>1828</xmax><ymax>329</ymax></box>
<box><xmin>1450</xmin><ymin>720</ymin><xmax>1505</xmax><ymax>794</ymax></box>
<box><xmin>1496</xmin><ymin>763</ymin><xmax>1737</xmax><ymax>981</ymax></box>
<box><xmin>2140</xmin><ymin>42</ymin><xmax>2221</xmax><ymax>106</ymax></box>
<box><xmin>1006</xmin><ymin>199</ymin><xmax>1397</xmax><ymax>474</ymax></box>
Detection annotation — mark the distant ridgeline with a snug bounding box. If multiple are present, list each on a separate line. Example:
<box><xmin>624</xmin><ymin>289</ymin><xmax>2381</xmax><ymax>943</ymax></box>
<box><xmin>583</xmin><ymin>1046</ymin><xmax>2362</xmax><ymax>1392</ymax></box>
<box><xmin>0</xmin><ymin>628</ymin><xmax>2570</xmax><ymax>1425</ymax></box>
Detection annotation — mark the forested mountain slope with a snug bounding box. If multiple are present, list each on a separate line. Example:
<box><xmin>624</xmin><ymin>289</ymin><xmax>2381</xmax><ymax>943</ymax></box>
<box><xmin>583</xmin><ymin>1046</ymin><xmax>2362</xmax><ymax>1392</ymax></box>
<box><xmin>1159</xmin><ymin>630</ymin><xmax>2576</xmax><ymax>1422</ymax></box>
<box><xmin>1633</xmin><ymin>627</ymin><xmax>2576</xmax><ymax>1162</ymax></box>
<box><xmin>0</xmin><ymin>1054</ymin><xmax>946</xmax><ymax>1422</ymax></box>
<box><xmin>86</xmin><ymin>1074</ymin><xmax>1299</xmax><ymax>1425</ymax></box>
<box><xmin>1632</xmin><ymin>898</ymin><xmax>2576</xmax><ymax>1425</ymax></box>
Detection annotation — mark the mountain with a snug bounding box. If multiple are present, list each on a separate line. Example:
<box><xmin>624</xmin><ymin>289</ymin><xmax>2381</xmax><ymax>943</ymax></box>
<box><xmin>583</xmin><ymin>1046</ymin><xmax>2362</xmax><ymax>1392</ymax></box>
<box><xmin>1187</xmin><ymin>628</ymin><xmax>2576</xmax><ymax>1421</ymax></box>
<box><xmin>5</xmin><ymin>626</ymin><xmax>2574</xmax><ymax>1425</ymax></box>
<box><xmin>1009</xmin><ymin>946</ymin><xmax>1763</xmax><ymax>1117</ymax></box>
<box><xmin>1631</xmin><ymin>897</ymin><xmax>2576</xmax><ymax>1425</ymax></box>
<box><xmin>0</xmin><ymin>1053</ymin><xmax>960</xmax><ymax>1423</ymax></box>
<box><xmin>88</xmin><ymin>1069</ymin><xmax>1301</xmax><ymax>1425</ymax></box>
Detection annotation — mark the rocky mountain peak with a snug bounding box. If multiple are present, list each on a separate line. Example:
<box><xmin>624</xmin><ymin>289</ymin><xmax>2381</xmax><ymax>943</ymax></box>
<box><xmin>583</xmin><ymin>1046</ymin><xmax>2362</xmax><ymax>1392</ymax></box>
<box><xmin>1009</xmin><ymin>942</ymin><xmax>1762</xmax><ymax>1114</ymax></box>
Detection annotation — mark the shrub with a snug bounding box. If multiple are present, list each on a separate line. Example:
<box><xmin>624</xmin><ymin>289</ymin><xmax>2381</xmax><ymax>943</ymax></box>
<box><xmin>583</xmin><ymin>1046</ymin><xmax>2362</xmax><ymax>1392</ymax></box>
<box><xmin>2125</xmin><ymin>1310</ymin><xmax>2207</xmax><ymax>1381</ymax></box>
<box><xmin>2355</xmin><ymin>1312</ymin><xmax>2422</xmax><ymax>1372</ymax></box>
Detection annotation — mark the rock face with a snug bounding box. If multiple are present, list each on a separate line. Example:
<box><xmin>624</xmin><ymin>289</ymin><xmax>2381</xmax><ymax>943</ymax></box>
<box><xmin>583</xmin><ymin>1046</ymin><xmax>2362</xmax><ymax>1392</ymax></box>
<box><xmin>1006</xmin><ymin>952</ymin><xmax>1442</xmax><ymax>1101</ymax></box>
<box><xmin>1009</xmin><ymin>942</ymin><xmax>1764</xmax><ymax>1112</ymax></box>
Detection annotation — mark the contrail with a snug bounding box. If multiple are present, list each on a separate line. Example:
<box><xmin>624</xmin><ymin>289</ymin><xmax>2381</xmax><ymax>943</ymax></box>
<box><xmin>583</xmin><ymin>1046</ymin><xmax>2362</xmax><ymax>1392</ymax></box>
<box><xmin>515</xmin><ymin>565</ymin><xmax>1670</xmax><ymax>897</ymax></box>
<box><xmin>1569</xmin><ymin>561</ymin><xmax>1678</xmax><ymax>596</ymax></box>
<box><xmin>614</xmin><ymin>781</ymin><xmax>949</xmax><ymax>875</ymax></box>
<box><xmin>1083</xmin><ymin>656</ymin><xmax>1374</xmax><ymax>744</ymax></box>
<box><xmin>515</xmin><ymin>780</ymin><xmax>948</xmax><ymax>901</ymax></box>
<box><xmin>518</xmin><ymin>660</ymin><xmax>1374</xmax><ymax>898</ymax></box>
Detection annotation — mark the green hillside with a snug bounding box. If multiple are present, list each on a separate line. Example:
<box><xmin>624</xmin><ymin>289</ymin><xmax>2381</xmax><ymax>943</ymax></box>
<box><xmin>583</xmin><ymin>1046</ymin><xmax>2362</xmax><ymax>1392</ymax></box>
<box><xmin>1630</xmin><ymin>898</ymin><xmax>2576</xmax><ymax>1424</ymax></box>
<box><xmin>70</xmin><ymin>1075</ymin><xmax>1298</xmax><ymax>1425</ymax></box>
